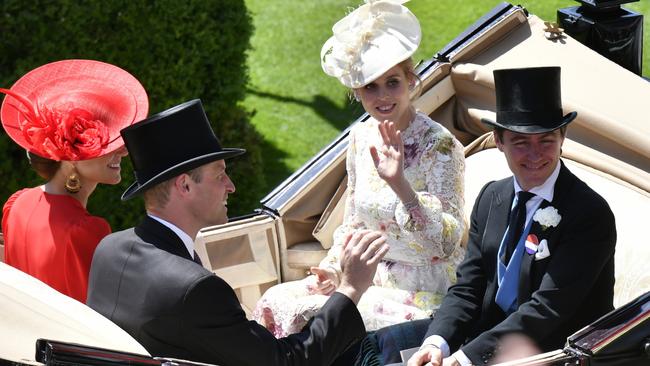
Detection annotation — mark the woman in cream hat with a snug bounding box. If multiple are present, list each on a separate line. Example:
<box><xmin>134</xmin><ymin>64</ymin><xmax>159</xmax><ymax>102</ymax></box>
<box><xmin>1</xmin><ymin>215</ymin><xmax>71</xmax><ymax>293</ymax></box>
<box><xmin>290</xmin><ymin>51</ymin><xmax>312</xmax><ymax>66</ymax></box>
<box><xmin>254</xmin><ymin>0</ymin><xmax>466</xmax><ymax>335</ymax></box>
<box><xmin>1</xmin><ymin>59</ymin><xmax>148</xmax><ymax>303</ymax></box>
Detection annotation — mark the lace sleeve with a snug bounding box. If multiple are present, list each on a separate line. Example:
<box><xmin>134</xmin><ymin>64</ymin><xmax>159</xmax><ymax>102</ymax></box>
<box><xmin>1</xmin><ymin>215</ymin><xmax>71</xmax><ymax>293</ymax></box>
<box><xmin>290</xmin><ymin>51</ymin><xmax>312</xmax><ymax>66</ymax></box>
<box><xmin>319</xmin><ymin>128</ymin><xmax>366</xmax><ymax>272</ymax></box>
<box><xmin>394</xmin><ymin>130</ymin><xmax>466</xmax><ymax>259</ymax></box>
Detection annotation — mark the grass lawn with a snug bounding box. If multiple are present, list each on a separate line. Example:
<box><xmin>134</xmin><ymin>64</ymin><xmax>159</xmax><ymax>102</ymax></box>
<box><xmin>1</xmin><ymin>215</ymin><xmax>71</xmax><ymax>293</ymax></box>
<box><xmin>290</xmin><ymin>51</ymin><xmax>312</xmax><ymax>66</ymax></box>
<box><xmin>242</xmin><ymin>0</ymin><xmax>649</xmax><ymax>204</ymax></box>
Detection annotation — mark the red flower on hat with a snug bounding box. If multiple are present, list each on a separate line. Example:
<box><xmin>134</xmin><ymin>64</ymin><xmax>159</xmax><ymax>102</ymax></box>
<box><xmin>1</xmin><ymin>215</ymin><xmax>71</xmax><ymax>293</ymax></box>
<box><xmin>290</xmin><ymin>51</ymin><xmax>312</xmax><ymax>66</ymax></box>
<box><xmin>1</xmin><ymin>88</ymin><xmax>109</xmax><ymax>160</ymax></box>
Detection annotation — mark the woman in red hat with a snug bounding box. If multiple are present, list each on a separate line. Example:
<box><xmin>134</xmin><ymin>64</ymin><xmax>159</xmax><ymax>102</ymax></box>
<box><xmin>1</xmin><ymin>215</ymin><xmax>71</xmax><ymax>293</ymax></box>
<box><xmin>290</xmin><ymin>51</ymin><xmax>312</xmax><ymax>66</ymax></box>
<box><xmin>0</xmin><ymin>59</ymin><xmax>148</xmax><ymax>303</ymax></box>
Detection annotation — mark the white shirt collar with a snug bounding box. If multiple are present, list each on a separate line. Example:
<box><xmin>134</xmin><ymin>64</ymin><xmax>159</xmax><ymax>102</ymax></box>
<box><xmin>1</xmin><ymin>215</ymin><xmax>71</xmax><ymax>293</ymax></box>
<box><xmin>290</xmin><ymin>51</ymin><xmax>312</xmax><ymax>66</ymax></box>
<box><xmin>513</xmin><ymin>160</ymin><xmax>561</xmax><ymax>203</ymax></box>
<box><xmin>147</xmin><ymin>214</ymin><xmax>195</xmax><ymax>258</ymax></box>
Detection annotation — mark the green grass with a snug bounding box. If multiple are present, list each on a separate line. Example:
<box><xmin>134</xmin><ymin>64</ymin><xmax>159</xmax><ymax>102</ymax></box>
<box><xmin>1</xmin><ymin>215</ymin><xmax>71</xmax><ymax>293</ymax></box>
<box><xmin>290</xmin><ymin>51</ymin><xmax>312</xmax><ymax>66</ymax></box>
<box><xmin>243</xmin><ymin>0</ymin><xmax>649</xmax><ymax>203</ymax></box>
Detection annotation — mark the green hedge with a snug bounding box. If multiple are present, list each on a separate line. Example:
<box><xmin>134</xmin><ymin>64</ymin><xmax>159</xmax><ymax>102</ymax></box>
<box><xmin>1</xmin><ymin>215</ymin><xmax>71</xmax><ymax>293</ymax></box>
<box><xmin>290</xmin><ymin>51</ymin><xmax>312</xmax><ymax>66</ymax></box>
<box><xmin>0</xmin><ymin>0</ymin><xmax>264</xmax><ymax>230</ymax></box>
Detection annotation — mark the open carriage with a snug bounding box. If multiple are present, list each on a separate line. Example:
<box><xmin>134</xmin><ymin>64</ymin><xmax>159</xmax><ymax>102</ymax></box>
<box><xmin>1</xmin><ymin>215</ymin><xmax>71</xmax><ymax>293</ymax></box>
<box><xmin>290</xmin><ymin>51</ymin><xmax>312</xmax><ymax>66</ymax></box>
<box><xmin>1</xmin><ymin>3</ymin><xmax>648</xmax><ymax>365</ymax></box>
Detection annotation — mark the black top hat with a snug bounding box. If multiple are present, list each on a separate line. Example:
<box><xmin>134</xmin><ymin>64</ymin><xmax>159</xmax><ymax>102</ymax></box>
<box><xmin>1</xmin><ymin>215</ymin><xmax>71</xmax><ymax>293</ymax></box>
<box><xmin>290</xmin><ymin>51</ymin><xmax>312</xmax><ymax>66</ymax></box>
<box><xmin>120</xmin><ymin>99</ymin><xmax>245</xmax><ymax>200</ymax></box>
<box><xmin>481</xmin><ymin>66</ymin><xmax>577</xmax><ymax>134</ymax></box>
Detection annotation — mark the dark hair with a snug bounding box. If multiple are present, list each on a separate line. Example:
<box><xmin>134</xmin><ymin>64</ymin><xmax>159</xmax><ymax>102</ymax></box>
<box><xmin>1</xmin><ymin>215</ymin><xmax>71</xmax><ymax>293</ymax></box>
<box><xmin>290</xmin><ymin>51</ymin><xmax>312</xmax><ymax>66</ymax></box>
<box><xmin>27</xmin><ymin>152</ymin><xmax>61</xmax><ymax>180</ymax></box>
<box><xmin>493</xmin><ymin>126</ymin><xmax>568</xmax><ymax>141</ymax></box>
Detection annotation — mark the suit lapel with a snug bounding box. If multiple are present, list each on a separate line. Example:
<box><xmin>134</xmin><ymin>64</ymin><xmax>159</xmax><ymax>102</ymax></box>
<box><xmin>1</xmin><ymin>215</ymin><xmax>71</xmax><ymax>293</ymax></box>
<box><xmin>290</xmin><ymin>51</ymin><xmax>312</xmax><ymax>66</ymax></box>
<box><xmin>482</xmin><ymin>179</ymin><xmax>514</xmax><ymax>311</ymax></box>
<box><xmin>484</xmin><ymin>179</ymin><xmax>514</xmax><ymax>255</ymax></box>
<box><xmin>517</xmin><ymin>161</ymin><xmax>576</xmax><ymax>304</ymax></box>
<box><xmin>135</xmin><ymin>216</ymin><xmax>193</xmax><ymax>261</ymax></box>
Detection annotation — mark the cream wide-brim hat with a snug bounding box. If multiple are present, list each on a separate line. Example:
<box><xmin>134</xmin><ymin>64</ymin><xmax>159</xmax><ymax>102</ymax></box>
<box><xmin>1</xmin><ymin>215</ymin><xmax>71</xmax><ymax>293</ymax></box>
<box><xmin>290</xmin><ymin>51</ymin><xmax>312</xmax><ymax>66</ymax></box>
<box><xmin>321</xmin><ymin>0</ymin><xmax>421</xmax><ymax>89</ymax></box>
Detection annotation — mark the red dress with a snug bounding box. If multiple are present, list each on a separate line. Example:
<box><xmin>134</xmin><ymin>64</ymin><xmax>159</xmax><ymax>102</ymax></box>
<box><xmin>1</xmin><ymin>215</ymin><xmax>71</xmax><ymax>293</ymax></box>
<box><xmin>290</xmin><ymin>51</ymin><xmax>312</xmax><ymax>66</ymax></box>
<box><xmin>2</xmin><ymin>187</ymin><xmax>111</xmax><ymax>303</ymax></box>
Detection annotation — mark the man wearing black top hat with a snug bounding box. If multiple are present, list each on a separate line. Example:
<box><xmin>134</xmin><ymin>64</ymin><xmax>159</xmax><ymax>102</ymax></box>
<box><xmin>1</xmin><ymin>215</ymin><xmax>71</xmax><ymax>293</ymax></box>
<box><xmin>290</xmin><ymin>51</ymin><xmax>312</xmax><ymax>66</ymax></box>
<box><xmin>86</xmin><ymin>99</ymin><xmax>389</xmax><ymax>366</ymax></box>
<box><xmin>381</xmin><ymin>67</ymin><xmax>616</xmax><ymax>366</ymax></box>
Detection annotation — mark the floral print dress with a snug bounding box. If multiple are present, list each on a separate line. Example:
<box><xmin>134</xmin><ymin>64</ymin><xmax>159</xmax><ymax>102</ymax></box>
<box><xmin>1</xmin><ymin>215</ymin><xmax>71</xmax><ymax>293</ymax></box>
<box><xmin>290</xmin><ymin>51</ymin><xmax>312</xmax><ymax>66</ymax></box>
<box><xmin>253</xmin><ymin>112</ymin><xmax>466</xmax><ymax>336</ymax></box>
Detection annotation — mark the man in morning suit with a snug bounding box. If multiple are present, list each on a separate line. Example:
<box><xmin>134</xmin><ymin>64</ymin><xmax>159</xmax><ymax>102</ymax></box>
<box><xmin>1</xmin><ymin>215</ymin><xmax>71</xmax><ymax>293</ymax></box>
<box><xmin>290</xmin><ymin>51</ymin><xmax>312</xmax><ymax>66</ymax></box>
<box><xmin>401</xmin><ymin>67</ymin><xmax>616</xmax><ymax>366</ymax></box>
<box><xmin>87</xmin><ymin>99</ymin><xmax>389</xmax><ymax>366</ymax></box>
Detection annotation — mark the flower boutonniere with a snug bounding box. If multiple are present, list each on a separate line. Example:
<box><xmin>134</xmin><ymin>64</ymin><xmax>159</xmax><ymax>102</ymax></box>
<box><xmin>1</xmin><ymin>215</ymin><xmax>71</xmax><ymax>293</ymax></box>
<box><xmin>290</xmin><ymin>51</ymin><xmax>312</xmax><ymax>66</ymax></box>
<box><xmin>533</xmin><ymin>206</ymin><xmax>561</xmax><ymax>230</ymax></box>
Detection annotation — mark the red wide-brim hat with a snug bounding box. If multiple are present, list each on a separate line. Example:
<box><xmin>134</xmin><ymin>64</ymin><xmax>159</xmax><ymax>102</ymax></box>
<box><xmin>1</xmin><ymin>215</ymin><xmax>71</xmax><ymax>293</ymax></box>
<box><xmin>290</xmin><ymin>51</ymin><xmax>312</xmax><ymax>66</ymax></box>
<box><xmin>0</xmin><ymin>59</ymin><xmax>149</xmax><ymax>161</ymax></box>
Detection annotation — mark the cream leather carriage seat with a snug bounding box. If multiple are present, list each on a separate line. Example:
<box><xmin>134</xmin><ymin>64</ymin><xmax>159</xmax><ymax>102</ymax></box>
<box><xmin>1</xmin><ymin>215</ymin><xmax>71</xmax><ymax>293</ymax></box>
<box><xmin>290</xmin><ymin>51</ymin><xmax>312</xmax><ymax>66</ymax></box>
<box><xmin>464</xmin><ymin>138</ymin><xmax>650</xmax><ymax>308</ymax></box>
<box><xmin>0</xmin><ymin>262</ymin><xmax>149</xmax><ymax>363</ymax></box>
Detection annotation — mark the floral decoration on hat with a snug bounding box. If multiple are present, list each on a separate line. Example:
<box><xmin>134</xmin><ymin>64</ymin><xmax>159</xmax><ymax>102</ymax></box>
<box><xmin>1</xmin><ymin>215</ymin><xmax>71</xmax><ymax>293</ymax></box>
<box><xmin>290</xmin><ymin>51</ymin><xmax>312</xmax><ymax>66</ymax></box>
<box><xmin>0</xmin><ymin>59</ymin><xmax>149</xmax><ymax>161</ymax></box>
<box><xmin>321</xmin><ymin>0</ymin><xmax>421</xmax><ymax>88</ymax></box>
<box><xmin>0</xmin><ymin>88</ymin><xmax>109</xmax><ymax>160</ymax></box>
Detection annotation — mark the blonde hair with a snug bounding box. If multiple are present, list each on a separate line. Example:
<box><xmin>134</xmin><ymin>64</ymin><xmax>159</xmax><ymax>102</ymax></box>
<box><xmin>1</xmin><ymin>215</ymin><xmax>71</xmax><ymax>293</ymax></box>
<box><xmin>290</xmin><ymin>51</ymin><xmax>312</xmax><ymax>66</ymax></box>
<box><xmin>398</xmin><ymin>57</ymin><xmax>422</xmax><ymax>95</ymax></box>
<box><xmin>349</xmin><ymin>57</ymin><xmax>422</xmax><ymax>101</ymax></box>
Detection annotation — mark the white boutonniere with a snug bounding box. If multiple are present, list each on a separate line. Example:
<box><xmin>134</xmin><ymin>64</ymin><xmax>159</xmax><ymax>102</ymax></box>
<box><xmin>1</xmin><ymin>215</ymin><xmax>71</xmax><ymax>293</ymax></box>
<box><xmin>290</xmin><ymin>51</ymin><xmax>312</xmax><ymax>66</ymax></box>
<box><xmin>533</xmin><ymin>206</ymin><xmax>561</xmax><ymax>230</ymax></box>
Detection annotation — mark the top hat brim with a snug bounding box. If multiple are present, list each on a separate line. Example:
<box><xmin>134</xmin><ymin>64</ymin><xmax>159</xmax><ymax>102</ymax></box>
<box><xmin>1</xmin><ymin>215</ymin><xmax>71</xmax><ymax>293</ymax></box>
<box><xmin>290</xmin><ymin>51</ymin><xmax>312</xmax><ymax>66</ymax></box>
<box><xmin>121</xmin><ymin>148</ymin><xmax>245</xmax><ymax>201</ymax></box>
<box><xmin>481</xmin><ymin>111</ymin><xmax>577</xmax><ymax>134</ymax></box>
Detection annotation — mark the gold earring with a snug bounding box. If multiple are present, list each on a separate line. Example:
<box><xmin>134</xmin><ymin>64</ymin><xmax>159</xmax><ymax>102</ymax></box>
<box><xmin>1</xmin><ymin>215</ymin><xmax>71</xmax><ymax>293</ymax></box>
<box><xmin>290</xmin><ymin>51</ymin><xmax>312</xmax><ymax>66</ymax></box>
<box><xmin>65</xmin><ymin>170</ymin><xmax>81</xmax><ymax>193</ymax></box>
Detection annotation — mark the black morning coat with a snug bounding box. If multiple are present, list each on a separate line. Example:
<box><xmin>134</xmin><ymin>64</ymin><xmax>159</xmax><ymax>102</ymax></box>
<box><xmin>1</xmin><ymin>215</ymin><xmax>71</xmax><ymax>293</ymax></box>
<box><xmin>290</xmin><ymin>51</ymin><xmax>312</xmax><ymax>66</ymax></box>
<box><xmin>87</xmin><ymin>216</ymin><xmax>365</xmax><ymax>366</ymax></box>
<box><xmin>426</xmin><ymin>162</ymin><xmax>616</xmax><ymax>365</ymax></box>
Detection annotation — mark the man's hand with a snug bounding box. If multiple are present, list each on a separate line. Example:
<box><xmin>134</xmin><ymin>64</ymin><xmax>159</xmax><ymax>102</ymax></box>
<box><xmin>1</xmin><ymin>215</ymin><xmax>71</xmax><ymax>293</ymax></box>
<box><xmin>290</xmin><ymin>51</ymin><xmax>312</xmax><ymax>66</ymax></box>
<box><xmin>336</xmin><ymin>230</ymin><xmax>388</xmax><ymax>304</ymax></box>
<box><xmin>407</xmin><ymin>345</ymin><xmax>443</xmax><ymax>366</ymax></box>
<box><xmin>307</xmin><ymin>266</ymin><xmax>338</xmax><ymax>295</ymax></box>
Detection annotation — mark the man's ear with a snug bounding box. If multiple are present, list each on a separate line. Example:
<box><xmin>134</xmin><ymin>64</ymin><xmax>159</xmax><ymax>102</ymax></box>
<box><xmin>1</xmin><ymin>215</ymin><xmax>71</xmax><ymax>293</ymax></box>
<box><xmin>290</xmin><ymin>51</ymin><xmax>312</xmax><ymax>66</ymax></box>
<box><xmin>493</xmin><ymin>131</ymin><xmax>504</xmax><ymax>152</ymax></box>
<box><xmin>173</xmin><ymin>174</ymin><xmax>191</xmax><ymax>195</ymax></box>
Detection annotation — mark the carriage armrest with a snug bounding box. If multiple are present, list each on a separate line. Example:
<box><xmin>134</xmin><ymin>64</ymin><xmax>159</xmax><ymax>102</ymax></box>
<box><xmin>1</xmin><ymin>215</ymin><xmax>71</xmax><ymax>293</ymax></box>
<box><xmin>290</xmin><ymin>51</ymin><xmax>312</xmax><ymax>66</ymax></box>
<box><xmin>286</xmin><ymin>241</ymin><xmax>328</xmax><ymax>270</ymax></box>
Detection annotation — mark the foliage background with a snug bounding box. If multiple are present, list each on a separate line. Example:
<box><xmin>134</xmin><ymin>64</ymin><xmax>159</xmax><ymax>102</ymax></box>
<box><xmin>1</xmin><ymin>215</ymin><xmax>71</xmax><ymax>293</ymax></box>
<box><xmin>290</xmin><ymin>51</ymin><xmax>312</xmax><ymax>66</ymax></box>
<box><xmin>0</xmin><ymin>0</ymin><xmax>262</xmax><ymax>230</ymax></box>
<box><xmin>1</xmin><ymin>0</ymin><xmax>648</xmax><ymax>231</ymax></box>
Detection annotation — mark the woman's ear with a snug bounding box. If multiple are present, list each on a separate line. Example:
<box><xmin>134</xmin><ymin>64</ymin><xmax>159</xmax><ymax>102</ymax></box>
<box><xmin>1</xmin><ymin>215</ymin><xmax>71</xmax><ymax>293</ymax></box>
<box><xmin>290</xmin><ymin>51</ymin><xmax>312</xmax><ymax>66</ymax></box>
<box><xmin>59</xmin><ymin>160</ymin><xmax>75</xmax><ymax>173</ymax></box>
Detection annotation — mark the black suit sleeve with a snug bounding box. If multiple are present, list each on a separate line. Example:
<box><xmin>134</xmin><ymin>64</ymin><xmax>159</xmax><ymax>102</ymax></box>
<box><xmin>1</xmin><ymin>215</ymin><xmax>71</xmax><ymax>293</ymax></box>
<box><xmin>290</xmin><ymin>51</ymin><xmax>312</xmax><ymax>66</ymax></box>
<box><xmin>426</xmin><ymin>181</ymin><xmax>494</xmax><ymax>349</ymax></box>
<box><xmin>179</xmin><ymin>274</ymin><xmax>365</xmax><ymax>366</ymax></box>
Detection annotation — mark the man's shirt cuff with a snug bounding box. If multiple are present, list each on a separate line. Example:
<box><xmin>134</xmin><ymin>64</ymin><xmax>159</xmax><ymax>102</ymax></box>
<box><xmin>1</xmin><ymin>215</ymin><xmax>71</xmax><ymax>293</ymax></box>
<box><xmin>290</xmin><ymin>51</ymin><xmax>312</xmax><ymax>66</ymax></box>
<box><xmin>452</xmin><ymin>350</ymin><xmax>473</xmax><ymax>366</ymax></box>
<box><xmin>421</xmin><ymin>335</ymin><xmax>450</xmax><ymax>358</ymax></box>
